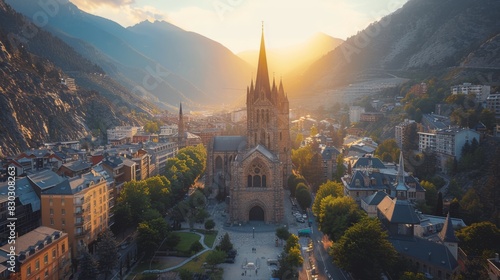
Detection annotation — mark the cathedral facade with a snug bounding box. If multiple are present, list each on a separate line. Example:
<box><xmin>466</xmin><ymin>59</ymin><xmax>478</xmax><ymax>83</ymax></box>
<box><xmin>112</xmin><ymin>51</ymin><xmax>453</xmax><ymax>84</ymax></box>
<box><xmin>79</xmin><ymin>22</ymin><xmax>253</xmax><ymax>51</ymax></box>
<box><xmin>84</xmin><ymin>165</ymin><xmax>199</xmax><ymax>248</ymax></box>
<box><xmin>206</xmin><ymin>29</ymin><xmax>291</xmax><ymax>224</ymax></box>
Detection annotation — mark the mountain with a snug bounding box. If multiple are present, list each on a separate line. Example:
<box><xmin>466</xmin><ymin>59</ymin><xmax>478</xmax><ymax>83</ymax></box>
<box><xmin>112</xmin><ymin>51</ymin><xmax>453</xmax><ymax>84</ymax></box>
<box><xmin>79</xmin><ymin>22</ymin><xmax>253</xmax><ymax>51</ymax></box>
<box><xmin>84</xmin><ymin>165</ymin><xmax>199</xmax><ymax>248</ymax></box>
<box><xmin>0</xmin><ymin>0</ymin><xmax>149</xmax><ymax>155</ymax></box>
<box><xmin>238</xmin><ymin>33</ymin><xmax>343</xmax><ymax>77</ymax></box>
<box><xmin>293</xmin><ymin>0</ymin><xmax>500</xmax><ymax>95</ymax></box>
<box><xmin>6</xmin><ymin>0</ymin><xmax>253</xmax><ymax>109</ymax></box>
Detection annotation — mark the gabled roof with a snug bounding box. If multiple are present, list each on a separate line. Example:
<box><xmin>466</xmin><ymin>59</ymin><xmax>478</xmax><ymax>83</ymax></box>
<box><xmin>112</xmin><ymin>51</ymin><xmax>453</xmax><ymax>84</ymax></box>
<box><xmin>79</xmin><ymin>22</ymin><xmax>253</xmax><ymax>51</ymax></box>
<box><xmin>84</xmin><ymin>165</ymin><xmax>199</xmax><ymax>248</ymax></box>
<box><xmin>390</xmin><ymin>237</ymin><xmax>459</xmax><ymax>271</ymax></box>
<box><xmin>362</xmin><ymin>191</ymin><xmax>388</xmax><ymax>206</ymax></box>
<box><xmin>242</xmin><ymin>144</ymin><xmax>276</xmax><ymax>162</ymax></box>
<box><xmin>377</xmin><ymin>196</ymin><xmax>420</xmax><ymax>224</ymax></box>
<box><xmin>352</xmin><ymin>156</ymin><xmax>386</xmax><ymax>169</ymax></box>
<box><xmin>321</xmin><ymin>146</ymin><xmax>340</xmax><ymax>160</ymax></box>
<box><xmin>438</xmin><ymin>213</ymin><xmax>459</xmax><ymax>243</ymax></box>
<box><xmin>212</xmin><ymin>136</ymin><xmax>246</xmax><ymax>152</ymax></box>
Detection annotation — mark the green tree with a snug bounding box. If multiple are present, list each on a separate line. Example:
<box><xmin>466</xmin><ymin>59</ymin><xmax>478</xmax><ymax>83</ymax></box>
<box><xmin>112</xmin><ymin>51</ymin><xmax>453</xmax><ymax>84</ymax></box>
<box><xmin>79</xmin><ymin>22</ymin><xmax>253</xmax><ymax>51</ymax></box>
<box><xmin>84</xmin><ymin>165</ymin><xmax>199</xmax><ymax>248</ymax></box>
<box><xmin>285</xmin><ymin>247</ymin><xmax>304</xmax><ymax>268</ymax></box>
<box><xmin>284</xmin><ymin>234</ymin><xmax>300</xmax><ymax>253</ymax></box>
<box><xmin>179</xmin><ymin>269</ymin><xmax>193</xmax><ymax>280</ymax></box>
<box><xmin>296</xmin><ymin>187</ymin><xmax>312</xmax><ymax>210</ymax></box>
<box><xmin>455</xmin><ymin>221</ymin><xmax>500</xmax><ymax>257</ymax></box>
<box><xmin>374</xmin><ymin>139</ymin><xmax>400</xmax><ymax>163</ymax></box>
<box><xmin>118</xmin><ymin>180</ymin><xmax>151</xmax><ymax>225</ymax></box>
<box><xmin>204</xmin><ymin>219</ymin><xmax>215</xmax><ymax>231</ymax></box>
<box><xmin>435</xmin><ymin>192</ymin><xmax>444</xmax><ymax>216</ymax></box>
<box><xmin>144</xmin><ymin>121</ymin><xmax>160</xmax><ymax>133</ymax></box>
<box><xmin>189</xmin><ymin>241</ymin><xmax>203</xmax><ymax>253</ymax></box>
<box><xmin>453</xmin><ymin>258</ymin><xmax>489</xmax><ymax>280</ymax></box>
<box><xmin>78</xmin><ymin>251</ymin><xmax>98</xmax><ymax>280</ymax></box>
<box><xmin>217</xmin><ymin>232</ymin><xmax>233</xmax><ymax>253</ymax></box>
<box><xmin>294</xmin><ymin>133</ymin><xmax>304</xmax><ymax>148</ymax></box>
<box><xmin>400</xmin><ymin>272</ymin><xmax>426</xmax><ymax>280</ymax></box>
<box><xmin>420</xmin><ymin>180</ymin><xmax>438</xmax><ymax>214</ymax></box>
<box><xmin>331</xmin><ymin>218</ymin><xmax>397</xmax><ymax>280</ymax></box>
<box><xmin>312</xmin><ymin>180</ymin><xmax>343</xmax><ymax>216</ymax></box>
<box><xmin>460</xmin><ymin>189</ymin><xmax>484</xmax><ymax>223</ymax></box>
<box><xmin>310</xmin><ymin>125</ymin><xmax>318</xmax><ymax>137</ymax></box>
<box><xmin>334</xmin><ymin>154</ymin><xmax>346</xmax><ymax>182</ymax></box>
<box><xmin>137</xmin><ymin>222</ymin><xmax>160</xmax><ymax>257</ymax></box>
<box><xmin>276</xmin><ymin>226</ymin><xmax>291</xmax><ymax>242</ymax></box>
<box><xmin>205</xmin><ymin>250</ymin><xmax>227</xmax><ymax>269</ymax></box>
<box><xmin>95</xmin><ymin>230</ymin><xmax>119</xmax><ymax>280</ymax></box>
<box><xmin>319</xmin><ymin>196</ymin><xmax>366</xmax><ymax>241</ymax></box>
<box><xmin>144</xmin><ymin>176</ymin><xmax>171</xmax><ymax>214</ymax></box>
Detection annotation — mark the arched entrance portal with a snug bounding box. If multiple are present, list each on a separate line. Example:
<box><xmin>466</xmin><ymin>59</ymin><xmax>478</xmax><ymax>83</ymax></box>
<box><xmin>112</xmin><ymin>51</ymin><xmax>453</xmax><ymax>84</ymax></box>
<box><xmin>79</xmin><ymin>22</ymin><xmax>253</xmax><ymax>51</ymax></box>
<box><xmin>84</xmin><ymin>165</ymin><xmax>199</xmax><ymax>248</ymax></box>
<box><xmin>249</xmin><ymin>206</ymin><xmax>265</xmax><ymax>221</ymax></box>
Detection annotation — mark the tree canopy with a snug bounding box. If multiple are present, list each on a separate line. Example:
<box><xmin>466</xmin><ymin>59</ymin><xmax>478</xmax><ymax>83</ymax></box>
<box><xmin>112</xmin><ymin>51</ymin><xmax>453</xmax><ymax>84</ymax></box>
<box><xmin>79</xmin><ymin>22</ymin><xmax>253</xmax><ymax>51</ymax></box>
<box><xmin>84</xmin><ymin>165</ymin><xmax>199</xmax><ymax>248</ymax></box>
<box><xmin>312</xmin><ymin>180</ymin><xmax>344</xmax><ymax>216</ymax></box>
<box><xmin>455</xmin><ymin>221</ymin><xmax>500</xmax><ymax>257</ymax></box>
<box><xmin>318</xmin><ymin>196</ymin><xmax>366</xmax><ymax>241</ymax></box>
<box><xmin>331</xmin><ymin>218</ymin><xmax>397</xmax><ymax>280</ymax></box>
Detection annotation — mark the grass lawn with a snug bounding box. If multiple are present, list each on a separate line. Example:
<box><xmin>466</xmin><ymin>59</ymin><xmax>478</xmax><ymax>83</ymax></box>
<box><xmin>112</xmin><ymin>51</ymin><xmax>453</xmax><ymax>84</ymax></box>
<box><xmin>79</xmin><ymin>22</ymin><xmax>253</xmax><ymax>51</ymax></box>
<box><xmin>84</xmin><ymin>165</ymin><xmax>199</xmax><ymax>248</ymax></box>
<box><xmin>203</xmin><ymin>231</ymin><xmax>217</xmax><ymax>248</ymax></box>
<box><xmin>174</xmin><ymin>232</ymin><xmax>201</xmax><ymax>252</ymax></box>
<box><xmin>175</xmin><ymin>250</ymin><xmax>211</xmax><ymax>274</ymax></box>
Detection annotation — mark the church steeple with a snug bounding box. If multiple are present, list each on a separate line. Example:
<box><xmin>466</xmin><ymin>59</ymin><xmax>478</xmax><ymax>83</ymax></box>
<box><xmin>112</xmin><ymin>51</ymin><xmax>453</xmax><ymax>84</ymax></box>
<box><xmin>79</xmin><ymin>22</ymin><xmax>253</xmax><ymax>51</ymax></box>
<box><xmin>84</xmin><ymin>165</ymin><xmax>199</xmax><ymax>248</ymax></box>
<box><xmin>394</xmin><ymin>151</ymin><xmax>408</xmax><ymax>199</ymax></box>
<box><xmin>254</xmin><ymin>24</ymin><xmax>271</xmax><ymax>98</ymax></box>
<box><xmin>178</xmin><ymin>102</ymin><xmax>185</xmax><ymax>148</ymax></box>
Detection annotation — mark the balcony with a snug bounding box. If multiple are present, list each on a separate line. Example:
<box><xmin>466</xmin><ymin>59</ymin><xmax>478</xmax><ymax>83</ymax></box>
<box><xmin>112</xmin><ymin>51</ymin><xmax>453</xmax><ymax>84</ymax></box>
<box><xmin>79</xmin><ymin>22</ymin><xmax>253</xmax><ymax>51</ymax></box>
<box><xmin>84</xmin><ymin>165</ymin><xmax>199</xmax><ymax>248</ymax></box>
<box><xmin>75</xmin><ymin>229</ymin><xmax>90</xmax><ymax>237</ymax></box>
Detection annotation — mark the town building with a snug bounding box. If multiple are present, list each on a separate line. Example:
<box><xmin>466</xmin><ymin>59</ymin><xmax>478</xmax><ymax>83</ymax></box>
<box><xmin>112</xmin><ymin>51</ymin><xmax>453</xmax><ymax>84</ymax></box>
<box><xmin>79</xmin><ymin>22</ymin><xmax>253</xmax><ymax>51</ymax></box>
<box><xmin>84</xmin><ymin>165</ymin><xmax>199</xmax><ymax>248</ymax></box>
<box><xmin>451</xmin><ymin>83</ymin><xmax>490</xmax><ymax>102</ymax></box>
<box><xmin>0</xmin><ymin>178</ymin><xmax>41</xmax><ymax>245</ymax></box>
<box><xmin>349</xmin><ymin>106</ymin><xmax>365</xmax><ymax>123</ymax></box>
<box><xmin>14</xmin><ymin>149</ymin><xmax>64</xmax><ymax>174</ymax></box>
<box><xmin>40</xmin><ymin>171</ymin><xmax>109</xmax><ymax>259</ymax></box>
<box><xmin>106</xmin><ymin>126</ymin><xmax>141</xmax><ymax>145</ymax></box>
<box><xmin>359</xmin><ymin>112</ymin><xmax>384</xmax><ymax>122</ymax></box>
<box><xmin>342</xmin><ymin>154</ymin><xmax>425</xmax><ymax>204</ymax></box>
<box><xmin>206</xmin><ymin>28</ymin><xmax>291</xmax><ymax>224</ymax></box>
<box><xmin>0</xmin><ymin>226</ymin><xmax>71</xmax><ymax>280</ymax></box>
<box><xmin>320</xmin><ymin>146</ymin><xmax>341</xmax><ymax>181</ymax></box>
<box><xmin>143</xmin><ymin>142</ymin><xmax>178</xmax><ymax>176</ymax></box>
<box><xmin>58</xmin><ymin>160</ymin><xmax>92</xmax><ymax>177</ymax></box>
<box><xmin>486</xmin><ymin>93</ymin><xmax>500</xmax><ymax>118</ymax></box>
<box><xmin>395</xmin><ymin>119</ymin><xmax>416</xmax><ymax>148</ymax></box>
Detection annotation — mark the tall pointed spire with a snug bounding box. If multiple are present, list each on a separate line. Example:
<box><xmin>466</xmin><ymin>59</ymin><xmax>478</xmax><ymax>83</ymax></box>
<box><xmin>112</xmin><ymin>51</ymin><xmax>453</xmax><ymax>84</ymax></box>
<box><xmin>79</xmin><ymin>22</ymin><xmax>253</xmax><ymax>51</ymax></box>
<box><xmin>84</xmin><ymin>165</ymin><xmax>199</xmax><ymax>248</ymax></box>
<box><xmin>254</xmin><ymin>23</ymin><xmax>271</xmax><ymax>96</ymax></box>
<box><xmin>178</xmin><ymin>102</ymin><xmax>185</xmax><ymax>148</ymax></box>
<box><xmin>397</xmin><ymin>151</ymin><xmax>405</xmax><ymax>184</ymax></box>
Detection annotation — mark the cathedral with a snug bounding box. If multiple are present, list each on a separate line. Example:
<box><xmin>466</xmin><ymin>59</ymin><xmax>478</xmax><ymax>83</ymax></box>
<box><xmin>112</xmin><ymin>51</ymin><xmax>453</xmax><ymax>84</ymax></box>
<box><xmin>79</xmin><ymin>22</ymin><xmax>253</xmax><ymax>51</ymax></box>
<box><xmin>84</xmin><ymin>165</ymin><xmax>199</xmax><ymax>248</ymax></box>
<box><xmin>206</xmin><ymin>28</ymin><xmax>291</xmax><ymax>224</ymax></box>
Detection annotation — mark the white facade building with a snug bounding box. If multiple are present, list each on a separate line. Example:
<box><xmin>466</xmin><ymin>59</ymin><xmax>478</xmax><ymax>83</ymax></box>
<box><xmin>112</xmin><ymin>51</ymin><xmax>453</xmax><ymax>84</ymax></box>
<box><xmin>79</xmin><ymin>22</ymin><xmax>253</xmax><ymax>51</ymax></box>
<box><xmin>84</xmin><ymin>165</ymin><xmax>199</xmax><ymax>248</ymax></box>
<box><xmin>451</xmin><ymin>83</ymin><xmax>490</xmax><ymax>102</ymax></box>
<box><xmin>486</xmin><ymin>93</ymin><xmax>500</xmax><ymax>118</ymax></box>
<box><xmin>107</xmin><ymin>126</ymin><xmax>141</xmax><ymax>142</ymax></box>
<box><xmin>349</xmin><ymin>106</ymin><xmax>365</xmax><ymax>124</ymax></box>
<box><xmin>395</xmin><ymin>119</ymin><xmax>416</xmax><ymax>148</ymax></box>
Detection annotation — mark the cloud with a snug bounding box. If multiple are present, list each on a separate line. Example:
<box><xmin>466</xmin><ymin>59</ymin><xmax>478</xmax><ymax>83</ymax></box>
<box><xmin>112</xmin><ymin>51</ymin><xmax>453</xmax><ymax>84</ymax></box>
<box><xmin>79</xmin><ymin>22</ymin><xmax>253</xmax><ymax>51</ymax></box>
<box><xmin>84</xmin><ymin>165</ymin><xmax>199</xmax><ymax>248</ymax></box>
<box><xmin>71</xmin><ymin>0</ymin><xmax>135</xmax><ymax>10</ymax></box>
<box><xmin>70</xmin><ymin>0</ymin><xmax>167</xmax><ymax>26</ymax></box>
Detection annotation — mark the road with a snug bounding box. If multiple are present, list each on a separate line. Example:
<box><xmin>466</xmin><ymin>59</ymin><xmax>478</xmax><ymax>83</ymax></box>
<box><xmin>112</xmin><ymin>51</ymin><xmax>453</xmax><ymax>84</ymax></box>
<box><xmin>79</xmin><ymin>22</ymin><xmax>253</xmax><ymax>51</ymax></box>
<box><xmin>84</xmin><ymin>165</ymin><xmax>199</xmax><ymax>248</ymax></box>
<box><xmin>307</xmin><ymin>212</ymin><xmax>351</xmax><ymax>280</ymax></box>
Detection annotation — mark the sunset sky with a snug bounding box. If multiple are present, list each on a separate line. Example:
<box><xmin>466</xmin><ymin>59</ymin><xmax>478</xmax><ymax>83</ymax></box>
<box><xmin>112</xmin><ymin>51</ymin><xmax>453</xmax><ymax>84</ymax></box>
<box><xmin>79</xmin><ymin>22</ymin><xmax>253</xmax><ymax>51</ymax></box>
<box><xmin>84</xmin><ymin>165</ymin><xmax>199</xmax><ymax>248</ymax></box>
<box><xmin>70</xmin><ymin>0</ymin><xmax>409</xmax><ymax>53</ymax></box>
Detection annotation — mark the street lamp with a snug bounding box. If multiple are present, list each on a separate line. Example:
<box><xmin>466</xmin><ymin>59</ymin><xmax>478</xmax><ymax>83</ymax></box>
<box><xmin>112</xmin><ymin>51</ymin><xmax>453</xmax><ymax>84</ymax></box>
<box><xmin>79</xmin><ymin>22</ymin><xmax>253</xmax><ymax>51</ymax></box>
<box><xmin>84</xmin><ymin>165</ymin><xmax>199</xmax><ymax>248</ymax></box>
<box><xmin>253</xmin><ymin>227</ymin><xmax>255</xmax><ymax>238</ymax></box>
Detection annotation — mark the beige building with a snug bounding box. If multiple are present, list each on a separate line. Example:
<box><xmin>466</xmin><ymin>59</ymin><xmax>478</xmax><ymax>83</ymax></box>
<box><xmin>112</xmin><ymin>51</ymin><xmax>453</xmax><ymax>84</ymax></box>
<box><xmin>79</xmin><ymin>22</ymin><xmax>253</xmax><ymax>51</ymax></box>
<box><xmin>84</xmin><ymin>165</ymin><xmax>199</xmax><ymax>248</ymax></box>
<box><xmin>0</xmin><ymin>226</ymin><xmax>71</xmax><ymax>280</ymax></box>
<box><xmin>40</xmin><ymin>171</ymin><xmax>109</xmax><ymax>259</ymax></box>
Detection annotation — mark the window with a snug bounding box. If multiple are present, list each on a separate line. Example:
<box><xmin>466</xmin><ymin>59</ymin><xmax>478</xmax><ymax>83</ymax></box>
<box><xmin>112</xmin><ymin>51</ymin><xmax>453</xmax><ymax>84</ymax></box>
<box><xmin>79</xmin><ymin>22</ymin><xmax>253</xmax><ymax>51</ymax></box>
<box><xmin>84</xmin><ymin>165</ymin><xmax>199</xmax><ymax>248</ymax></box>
<box><xmin>35</xmin><ymin>259</ymin><xmax>40</xmax><ymax>270</ymax></box>
<box><xmin>27</xmin><ymin>265</ymin><xmax>31</xmax><ymax>276</ymax></box>
<box><xmin>44</xmin><ymin>269</ymin><xmax>49</xmax><ymax>278</ymax></box>
<box><xmin>262</xmin><ymin>175</ymin><xmax>267</xmax><ymax>187</ymax></box>
<box><xmin>61</xmin><ymin>209</ymin><xmax>65</xmax><ymax>215</ymax></box>
<box><xmin>247</xmin><ymin>175</ymin><xmax>252</xmax><ymax>188</ymax></box>
<box><xmin>50</xmin><ymin>218</ymin><xmax>54</xmax><ymax>225</ymax></box>
<box><xmin>61</xmin><ymin>219</ymin><xmax>65</xmax><ymax>226</ymax></box>
<box><xmin>49</xmin><ymin>198</ymin><xmax>53</xmax><ymax>206</ymax></box>
<box><xmin>52</xmin><ymin>249</ymin><xmax>56</xmax><ymax>259</ymax></box>
<box><xmin>49</xmin><ymin>208</ymin><xmax>54</xmax><ymax>215</ymax></box>
<box><xmin>61</xmin><ymin>198</ymin><xmax>65</xmax><ymax>206</ymax></box>
<box><xmin>44</xmin><ymin>253</ymin><xmax>48</xmax><ymax>264</ymax></box>
<box><xmin>62</xmin><ymin>243</ymin><xmax>66</xmax><ymax>253</ymax></box>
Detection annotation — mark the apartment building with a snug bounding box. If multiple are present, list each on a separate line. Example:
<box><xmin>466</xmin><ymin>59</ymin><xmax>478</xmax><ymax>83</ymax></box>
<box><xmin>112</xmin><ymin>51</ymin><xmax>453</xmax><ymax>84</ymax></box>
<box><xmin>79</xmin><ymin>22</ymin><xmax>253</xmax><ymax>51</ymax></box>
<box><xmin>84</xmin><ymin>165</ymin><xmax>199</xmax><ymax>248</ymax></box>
<box><xmin>40</xmin><ymin>171</ymin><xmax>109</xmax><ymax>259</ymax></box>
<box><xmin>144</xmin><ymin>142</ymin><xmax>178</xmax><ymax>176</ymax></box>
<box><xmin>107</xmin><ymin>126</ymin><xmax>141</xmax><ymax>144</ymax></box>
<box><xmin>0</xmin><ymin>226</ymin><xmax>71</xmax><ymax>280</ymax></box>
<box><xmin>395</xmin><ymin>119</ymin><xmax>416</xmax><ymax>148</ymax></box>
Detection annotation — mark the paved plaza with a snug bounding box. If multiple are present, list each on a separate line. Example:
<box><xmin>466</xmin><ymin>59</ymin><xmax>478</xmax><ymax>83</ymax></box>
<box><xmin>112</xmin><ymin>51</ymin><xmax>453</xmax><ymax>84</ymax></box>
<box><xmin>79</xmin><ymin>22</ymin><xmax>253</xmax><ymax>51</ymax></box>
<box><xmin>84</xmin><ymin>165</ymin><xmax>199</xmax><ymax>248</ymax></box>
<box><xmin>208</xmin><ymin>192</ymin><xmax>310</xmax><ymax>280</ymax></box>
